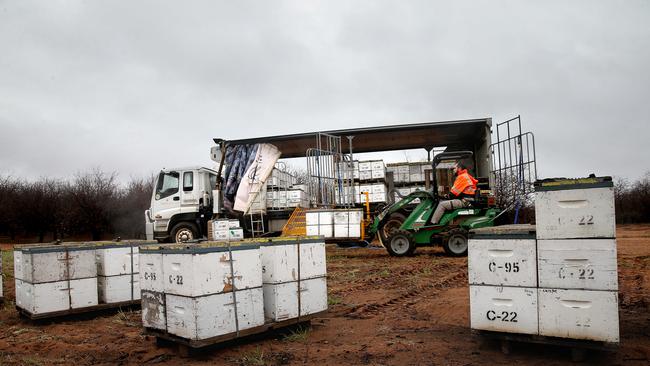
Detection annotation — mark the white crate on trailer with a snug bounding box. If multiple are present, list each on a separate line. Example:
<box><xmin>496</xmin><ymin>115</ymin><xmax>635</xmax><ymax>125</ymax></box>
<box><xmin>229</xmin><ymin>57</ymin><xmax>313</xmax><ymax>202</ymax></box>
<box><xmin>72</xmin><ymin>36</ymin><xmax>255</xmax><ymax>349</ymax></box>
<box><xmin>534</xmin><ymin>177</ymin><xmax>615</xmax><ymax>240</ymax></box>
<box><xmin>468</xmin><ymin>225</ymin><xmax>537</xmax><ymax>287</ymax></box>
<box><xmin>538</xmin><ymin>288</ymin><xmax>619</xmax><ymax>343</ymax></box>
<box><xmin>306</xmin><ymin>210</ymin><xmax>334</xmax><ymax>238</ymax></box>
<box><xmin>333</xmin><ymin>209</ymin><xmax>363</xmax><ymax>239</ymax></box>
<box><xmin>469</xmin><ymin>285</ymin><xmax>538</xmax><ymax>335</ymax></box>
<box><xmin>537</xmin><ymin>238</ymin><xmax>618</xmax><ymax>291</ymax></box>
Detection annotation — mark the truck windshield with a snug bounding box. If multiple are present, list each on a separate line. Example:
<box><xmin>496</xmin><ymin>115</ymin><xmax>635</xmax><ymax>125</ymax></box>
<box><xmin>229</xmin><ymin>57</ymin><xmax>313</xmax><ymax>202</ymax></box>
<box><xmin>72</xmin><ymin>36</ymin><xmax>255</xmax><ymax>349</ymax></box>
<box><xmin>155</xmin><ymin>171</ymin><xmax>179</xmax><ymax>200</ymax></box>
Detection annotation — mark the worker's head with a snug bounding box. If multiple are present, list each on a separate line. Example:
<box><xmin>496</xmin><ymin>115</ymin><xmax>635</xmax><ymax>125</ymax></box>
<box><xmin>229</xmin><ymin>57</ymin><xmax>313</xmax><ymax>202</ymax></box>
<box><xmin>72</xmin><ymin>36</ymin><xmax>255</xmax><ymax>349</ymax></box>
<box><xmin>454</xmin><ymin>161</ymin><xmax>466</xmax><ymax>174</ymax></box>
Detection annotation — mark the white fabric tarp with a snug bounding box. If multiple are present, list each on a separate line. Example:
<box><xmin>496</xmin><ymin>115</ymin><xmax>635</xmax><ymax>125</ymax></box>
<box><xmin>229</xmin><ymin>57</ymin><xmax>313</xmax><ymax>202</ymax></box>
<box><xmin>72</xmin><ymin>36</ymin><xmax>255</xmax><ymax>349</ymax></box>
<box><xmin>233</xmin><ymin>143</ymin><xmax>281</xmax><ymax>212</ymax></box>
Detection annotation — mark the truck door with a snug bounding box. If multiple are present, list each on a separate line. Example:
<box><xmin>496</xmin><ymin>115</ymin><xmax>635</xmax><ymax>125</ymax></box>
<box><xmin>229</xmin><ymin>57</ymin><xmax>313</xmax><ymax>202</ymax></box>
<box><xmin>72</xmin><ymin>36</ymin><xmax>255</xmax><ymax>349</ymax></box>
<box><xmin>180</xmin><ymin>170</ymin><xmax>200</xmax><ymax>213</ymax></box>
<box><xmin>151</xmin><ymin>171</ymin><xmax>181</xmax><ymax>232</ymax></box>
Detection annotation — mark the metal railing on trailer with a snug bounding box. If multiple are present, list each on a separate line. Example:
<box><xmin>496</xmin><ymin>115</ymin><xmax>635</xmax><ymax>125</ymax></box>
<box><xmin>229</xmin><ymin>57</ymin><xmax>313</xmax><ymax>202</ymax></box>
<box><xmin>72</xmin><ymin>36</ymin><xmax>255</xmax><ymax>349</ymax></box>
<box><xmin>489</xmin><ymin>115</ymin><xmax>537</xmax><ymax>224</ymax></box>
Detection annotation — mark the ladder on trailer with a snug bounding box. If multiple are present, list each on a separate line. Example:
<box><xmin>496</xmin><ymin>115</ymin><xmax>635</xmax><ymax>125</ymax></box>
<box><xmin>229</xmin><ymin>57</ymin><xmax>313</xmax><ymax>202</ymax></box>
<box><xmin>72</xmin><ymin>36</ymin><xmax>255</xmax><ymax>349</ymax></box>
<box><xmin>246</xmin><ymin>166</ymin><xmax>266</xmax><ymax>238</ymax></box>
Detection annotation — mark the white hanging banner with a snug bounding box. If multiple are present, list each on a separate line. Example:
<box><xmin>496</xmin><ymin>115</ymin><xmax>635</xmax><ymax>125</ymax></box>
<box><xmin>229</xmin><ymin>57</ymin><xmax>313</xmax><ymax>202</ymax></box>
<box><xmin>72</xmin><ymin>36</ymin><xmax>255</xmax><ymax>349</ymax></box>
<box><xmin>234</xmin><ymin>143</ymin><xmax>281</xmax><ymax>212</ymax></box>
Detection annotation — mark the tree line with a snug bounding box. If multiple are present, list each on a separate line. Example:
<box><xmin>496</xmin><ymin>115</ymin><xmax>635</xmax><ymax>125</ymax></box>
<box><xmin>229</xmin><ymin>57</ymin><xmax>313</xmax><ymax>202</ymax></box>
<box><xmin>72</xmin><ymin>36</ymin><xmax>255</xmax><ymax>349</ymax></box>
<box><xmin>0</xmin><ymin>169</ymin><xmax>648</xmax><ymax>244</ymax></box>
<box><xmin>0</xmin><ymin>169</ymin><xmax>153</xmax><ymax>243</ymax></box>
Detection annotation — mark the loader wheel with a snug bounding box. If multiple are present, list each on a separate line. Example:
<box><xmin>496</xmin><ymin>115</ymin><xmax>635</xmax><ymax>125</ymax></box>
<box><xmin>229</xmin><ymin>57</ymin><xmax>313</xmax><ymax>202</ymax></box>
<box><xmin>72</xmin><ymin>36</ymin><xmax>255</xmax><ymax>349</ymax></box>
<box><xmin>170</xmin><ymin>222</ymin><xmax>198</xmax><ymax>243</ymax></box>
<box><xmin>386</xmin><ymin>230</ymin><xmax>416</xmax><ymax>257</ymax></box>
<box><xmin>443</xmin><ymin>228</ymin><xmax>468</xmax><ymax>257</ymax></box>
<box><xmin>379</xmin><ymin>212</ymin><xmax>406</xmax><ymax>245</ymax></box>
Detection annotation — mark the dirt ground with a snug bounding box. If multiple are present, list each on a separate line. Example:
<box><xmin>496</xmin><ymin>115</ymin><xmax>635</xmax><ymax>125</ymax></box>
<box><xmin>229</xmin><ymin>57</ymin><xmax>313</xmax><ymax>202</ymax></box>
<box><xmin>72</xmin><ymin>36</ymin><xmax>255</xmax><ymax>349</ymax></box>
<box><xmin>0</xmin><ymin>225</ymin><xmax>648</xmax><ymax>366</ymax></box>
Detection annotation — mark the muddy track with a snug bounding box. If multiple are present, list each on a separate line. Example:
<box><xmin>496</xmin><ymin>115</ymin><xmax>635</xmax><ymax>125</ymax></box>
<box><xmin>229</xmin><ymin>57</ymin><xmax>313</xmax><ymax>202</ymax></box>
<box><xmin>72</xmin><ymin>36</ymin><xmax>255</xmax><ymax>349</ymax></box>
<box><xmin>330</xmin><ymin>262</ymin><xmax>456</xmax><ymax>296</ymax></box>
<box><xmin>345</xmin><ymin>269</ymin><xmax>468</xmax><ymax>319</ymax></box>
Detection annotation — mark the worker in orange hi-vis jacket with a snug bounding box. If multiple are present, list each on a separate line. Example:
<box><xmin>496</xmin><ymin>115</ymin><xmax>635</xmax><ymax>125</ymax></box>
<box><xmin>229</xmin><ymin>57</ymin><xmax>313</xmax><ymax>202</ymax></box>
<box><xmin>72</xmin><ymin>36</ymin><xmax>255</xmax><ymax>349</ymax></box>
<box><xmin>430</xmin><ymin>161</ymin><xmax>478</xmax><ymax>224</ymax></box>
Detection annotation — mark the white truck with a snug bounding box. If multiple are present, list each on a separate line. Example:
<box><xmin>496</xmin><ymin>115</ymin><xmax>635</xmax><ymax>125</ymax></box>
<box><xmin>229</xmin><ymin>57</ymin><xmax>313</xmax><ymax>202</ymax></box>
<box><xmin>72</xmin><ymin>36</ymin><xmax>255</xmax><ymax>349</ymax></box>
<box><xmin>145</xmin><ymin>166</ymin><xmax>220</xmax><ymax>243</ymax></box>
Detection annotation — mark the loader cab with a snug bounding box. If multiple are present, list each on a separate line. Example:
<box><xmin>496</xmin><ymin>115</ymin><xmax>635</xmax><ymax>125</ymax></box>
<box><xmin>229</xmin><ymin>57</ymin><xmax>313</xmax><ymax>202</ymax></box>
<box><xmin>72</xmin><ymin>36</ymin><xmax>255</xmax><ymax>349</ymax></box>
<box><xmin>145</xmin><ymin>166</ymin><xmax>219</xmax><ymax>242</ymax></box>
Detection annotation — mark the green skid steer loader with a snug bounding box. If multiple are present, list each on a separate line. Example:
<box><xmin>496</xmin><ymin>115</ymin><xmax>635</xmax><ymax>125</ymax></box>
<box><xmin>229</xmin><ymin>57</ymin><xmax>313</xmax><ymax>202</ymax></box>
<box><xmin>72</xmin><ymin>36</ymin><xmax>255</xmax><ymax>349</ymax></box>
<box><xmin>366</xmin><ymin>151</ymin><xmax>500</xmax><ymax>257</ymax></box>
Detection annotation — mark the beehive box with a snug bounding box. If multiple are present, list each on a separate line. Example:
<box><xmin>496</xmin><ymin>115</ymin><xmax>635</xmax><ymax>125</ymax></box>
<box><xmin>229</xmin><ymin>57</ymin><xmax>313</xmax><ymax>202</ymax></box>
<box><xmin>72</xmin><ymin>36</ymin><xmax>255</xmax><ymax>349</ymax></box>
<box><xmin>534</xmin><ymin>177</ymin><xmax>615</xmax><ymax>240</ymax></box>
<box><xmin>15</xmin><ymin>277</ymin><xmax>98</xmax><ymax>314</ymax></box>
<box><xmin>537</xmin><ymin>239</ymin><xmax>618</xmax><ymax>291</ymax></box>
<box><xmin>14</xmin><ymin>245</ymin><xmax>97</xmax><ymax>283</ymax></box>
<box><xmin>259</xmin><ymin>237</ymin><xmax>327</xmax><ymax>322</ymax></box>
<box><xmin>161</xmin><ymin>244</ymin><xmax>262</xmax><ymax>297</ymax></box>
<box><xmin>260</xmin><ymin>237</ymin><xmax>326</xmax><ymax>284</ymax></box>
<box><xmin>166</xmin><ymin>287</ymin><xmax>265</xmax><ymax>340</ymax></box>
<box><xmin>142</xmin><ymin>290</ymin><xmax>166</xmax><ymax>330</ymax></box>
<box><xmin>139</xmin><ymin>241</ymin><xmax>265</xmax><ymax>341</ymax></box>
<box><xmin>14</xmin><ymin>243</ymin><xmax>99</xmax><ymax>316</ymax></box>
<box><xmin>538</xmin><ymin>288</ymin><xmax>619</xmax><ymax>343</ymax></box>
<box><xmin>468</xmin><ymin>225</ymin><xmax>537</xmax><ymax>287</ymax></box>
<box><xmin>94</xmin><ymin>240</ymin><xmax>154</xmax><ymax>304</ymax></box>
<box><xmin>470</xmin><ymin>285</ymin><xmax>538</xmax><ymax>335</ymax></box>
<box><xmin>98</xmin><ymin>275</ymin><xmax>140</xmax><ymax>303</ymax></box>
<box><xmin>263</xmin><ymin>277</ymin><xmax>328</xmax><ymax>321</ymax></box>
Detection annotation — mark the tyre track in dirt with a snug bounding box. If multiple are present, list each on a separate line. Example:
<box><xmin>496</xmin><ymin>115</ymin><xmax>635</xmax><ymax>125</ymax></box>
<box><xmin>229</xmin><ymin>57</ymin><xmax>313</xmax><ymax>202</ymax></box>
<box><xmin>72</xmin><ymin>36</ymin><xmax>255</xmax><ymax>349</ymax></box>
<box><xmin>329</xmin><ymin>261</ymin><xmax>455</xmax><ymax>297</ymax></box>
<box><xmin>343</xmin><ymin>268</ymin><xmax>468</xmax><ymax>319</ymax></box>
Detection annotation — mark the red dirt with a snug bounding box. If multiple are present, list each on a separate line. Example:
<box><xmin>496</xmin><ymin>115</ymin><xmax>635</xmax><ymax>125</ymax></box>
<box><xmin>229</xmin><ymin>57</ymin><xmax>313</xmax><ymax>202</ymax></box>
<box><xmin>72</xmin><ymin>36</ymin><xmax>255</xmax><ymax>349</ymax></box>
<box><xmin>1</xmin><ymin>225</ymin><xmax>649</xmax><ymax>365</ymax></box>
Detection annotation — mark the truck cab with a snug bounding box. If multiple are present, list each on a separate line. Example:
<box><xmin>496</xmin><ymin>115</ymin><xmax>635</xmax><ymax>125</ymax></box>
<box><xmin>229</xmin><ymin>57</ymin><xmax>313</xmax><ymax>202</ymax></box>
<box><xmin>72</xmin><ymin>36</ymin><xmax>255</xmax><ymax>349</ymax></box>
<box><xmin>145</xmin><ymin>166</ymin><xmax>218</xmax><ymax>242</ymax></box>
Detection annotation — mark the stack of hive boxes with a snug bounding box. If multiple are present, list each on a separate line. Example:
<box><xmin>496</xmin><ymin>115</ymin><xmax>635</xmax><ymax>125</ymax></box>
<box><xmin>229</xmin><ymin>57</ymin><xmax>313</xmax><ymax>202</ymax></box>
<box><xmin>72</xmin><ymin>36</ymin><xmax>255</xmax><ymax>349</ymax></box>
<box><xmin>359</xmin><ymin>160</ymin><xmax>387</xmax><ymax>203</ymax></box>
<box><xmin>260</xmin><ymin>237</ymin><xmax>328</xmax><ymax>322</ymax></box>
<box><xmin>333</xmin><ymin>161</ymin><xmax>359</xmax><ymax>205</ymax></box>
<box><xmin>14</xmin><ymin>243</ymin><xmax>98</xmax><ymax>315</ymax></box>
<box><xmin>140</xmin><ymin>237</ymin><xmax>328</xmax><ymax>343</ymax></box>
<box><xmin>96</xmin><ymin>241</ymin><xmax>142</xmax><ymax>304</ymax></box>
<box><xmin>386</xmin><ymin>162</ymin><xmax>430</xmax><ymax>184</ymax></box>
<box><xmin>468</xmin><ymin>225</ymin><xmax>539</xmax><ymax>335</ymax></box>
<box><xmin>140</xmin><ymin>242</ymin><xmax>265</xmax><ymax>341</ymax></box>
<box><xmin>535</xmin><ymin>177</ymin><xmax>619</xmax><ymax>343</ymax></box>
<box><xmin>468</xmin><ymin>176</ymin><xmax>619</xmax><ymax>344</ymax></box>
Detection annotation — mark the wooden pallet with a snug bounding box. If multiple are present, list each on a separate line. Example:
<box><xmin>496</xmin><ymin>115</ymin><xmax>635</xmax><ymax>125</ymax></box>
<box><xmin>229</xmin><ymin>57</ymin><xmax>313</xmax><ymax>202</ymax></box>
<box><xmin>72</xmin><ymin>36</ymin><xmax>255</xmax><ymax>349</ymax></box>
<box><xmin>473</xmin><ymin>330</ymin><xmax>619</xmax><ymax>361</ymax></box>
<box><xmin>17</xmin><ymin>300</ymin><xmax>140</xmax><ymax>320</ymax></box>
<box><xmin>145</xmin><ymin>310</ymin><xmax>327</xmax><ymax>355</ymax></box>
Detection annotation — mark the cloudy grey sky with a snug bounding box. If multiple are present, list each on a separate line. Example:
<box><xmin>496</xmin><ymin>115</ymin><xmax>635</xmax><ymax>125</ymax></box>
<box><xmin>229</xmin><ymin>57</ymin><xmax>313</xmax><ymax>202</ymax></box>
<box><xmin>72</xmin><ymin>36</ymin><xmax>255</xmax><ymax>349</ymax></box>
<box><xmin>1</xmin><ymin>0</ymin><xmax>648</xmax><ymax>183</ymax></box>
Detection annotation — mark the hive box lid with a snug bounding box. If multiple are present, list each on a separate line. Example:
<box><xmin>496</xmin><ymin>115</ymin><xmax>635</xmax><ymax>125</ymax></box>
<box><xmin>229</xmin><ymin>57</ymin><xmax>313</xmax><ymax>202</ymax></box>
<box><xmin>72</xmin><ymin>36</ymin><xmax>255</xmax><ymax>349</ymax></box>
<box><xmin>469</xmin><ymin>224</ymin><xmax>536</xmax><ymax>240</ymax></box>
<box><xmin>251</xmin><ymin>236</ymin><xmax>324</xmax><ymax>247</ymax></box>
<box><xmin>15</xmin><ymin>240</ymin><xmax>157</xmax><ymax>253</ymax></box>
<box><xmin>534</xmin><ymin>176</ymin><xmax>613</xmax><ymax>192</ymax></box>
<box><xmin>140</xmin><ymin>241</ymin><xmax>260</xmax><ymax>254</ymax></box>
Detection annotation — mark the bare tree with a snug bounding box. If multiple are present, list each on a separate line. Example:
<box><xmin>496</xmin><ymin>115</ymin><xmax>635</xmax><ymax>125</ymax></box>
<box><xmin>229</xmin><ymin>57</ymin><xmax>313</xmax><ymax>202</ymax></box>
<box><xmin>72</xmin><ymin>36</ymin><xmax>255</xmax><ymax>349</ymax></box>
<box><xmin>67</xmin><ymin>168</ymin><xmax>119</xmax><ymax>240</ymax></box>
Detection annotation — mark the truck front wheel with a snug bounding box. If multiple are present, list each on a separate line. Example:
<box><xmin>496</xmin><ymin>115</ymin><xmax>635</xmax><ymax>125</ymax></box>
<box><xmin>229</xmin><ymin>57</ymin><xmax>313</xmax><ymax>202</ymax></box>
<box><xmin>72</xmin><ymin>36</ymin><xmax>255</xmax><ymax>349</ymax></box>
<box><xmin>170</xmin><ymin>222</ymin><xmax>198</xmax><ymax>243</ymax></box>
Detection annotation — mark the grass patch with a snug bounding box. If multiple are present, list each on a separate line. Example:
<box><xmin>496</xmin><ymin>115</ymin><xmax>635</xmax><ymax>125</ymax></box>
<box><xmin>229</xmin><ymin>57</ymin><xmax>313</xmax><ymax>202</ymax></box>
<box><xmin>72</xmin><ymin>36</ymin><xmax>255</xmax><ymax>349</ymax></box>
<box><xmin>2</xmin><ymin>249</ymin><xmax>13</xmax><ymax>279</ymax></box>
<box><xmin>282</xmin><ymin>325</ymin><xmax>310</xmax><ymax>342</ymax></box>
<box><xmin>379</xmin><ymin>269</ymin><xmax>391</xmax><ymax>277</ymax></box>
<box><xmin>113</xmin><ymin>308</ymin><xmax>139</xmax><ymax>327</ymax></box>
<box><xmin>234</xmin><ymin>347</ymin><xmax>266</xmax><ymax>366</ymax></box>
<box><xmin>343</xmin><ymin>269</ymin><xmax>360</xmax><ymax>281</ymax></box>
<box><xmin>327</xmin><ymin>295</ymin><xmax>341</xmax><ymax>306</ymax></box>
